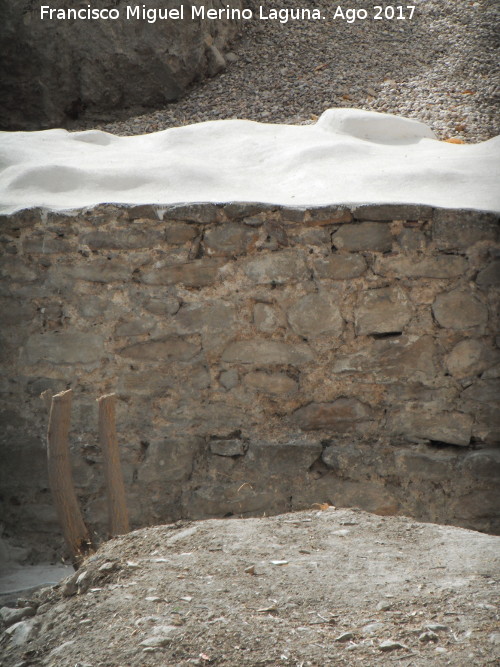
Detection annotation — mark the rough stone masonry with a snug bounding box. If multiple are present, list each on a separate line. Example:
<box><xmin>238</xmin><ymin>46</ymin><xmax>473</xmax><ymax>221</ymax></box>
<box><xmin>0</xmin><ymin>202</ymin><xmax>499</xmax><ymax>556</ymax></box>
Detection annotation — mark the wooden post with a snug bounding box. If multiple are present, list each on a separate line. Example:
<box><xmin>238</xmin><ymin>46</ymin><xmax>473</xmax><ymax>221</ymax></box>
<box><xmin>47</xmin><ymin>389</ymin><xmax>92</xmax><ymax>565</ymax></box>
<box><xmin>98</xmin><ymin>393</ymin><xmax>129</xmax><ymax>536</ymax></box>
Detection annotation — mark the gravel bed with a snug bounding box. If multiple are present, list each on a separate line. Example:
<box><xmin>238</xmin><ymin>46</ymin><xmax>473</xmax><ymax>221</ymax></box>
<box><xmin>74</xmin><ymin>0</ymin><xmax>500</xmax><ymax>142</ymax></box>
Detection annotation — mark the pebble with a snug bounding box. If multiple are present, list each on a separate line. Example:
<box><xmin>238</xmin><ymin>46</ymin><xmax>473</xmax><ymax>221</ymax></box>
<box><xmin>362</xmin><ymin>622</ymin><xmax>384</xmax><ymax>634</ymax></box>
<box><xmin>419</xmin><ymin>630</ymin><xmax>439</xmax><ymax>643</ymax></box>
<box><xmin>425</xmin><ymin>623</ymin><xmax>449</xmax><ymax>632</ymax></box>
<box><xmin>379</xmin><ymin>640</ymin><xmax>407</xmax><ymax>652</ymax></box>
<box><xmin>334</xmin><ymin>632</ymin><xmax>355</xmax><ymax>642</ymax></box>
<box><xmin>73</xmin><ymin>0</ymin><xmax>498</xmax><ymax>143</ymax></box>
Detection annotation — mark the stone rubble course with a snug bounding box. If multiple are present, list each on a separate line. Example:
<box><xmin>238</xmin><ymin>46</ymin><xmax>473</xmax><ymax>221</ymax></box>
<box><xmin>0</xmin><ymin>508</ymin><xmax>499</xmax><ymax>666</ymax></box>
<box><xmin>0</xmin><ymin>202</ymin><xmax>499</xmax><ymax>558</ymax></box>
<box><xmin>71</xmin><ymin>0</ymin><xmax>500</xmax><ymax>143</ymax></box>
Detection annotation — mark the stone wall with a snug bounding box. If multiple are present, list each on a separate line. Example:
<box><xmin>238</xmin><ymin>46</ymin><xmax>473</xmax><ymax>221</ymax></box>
<box><xmin>0</xmin><ymin>202</ymin><xmax>499</xmax><ymax>555</ymax></box>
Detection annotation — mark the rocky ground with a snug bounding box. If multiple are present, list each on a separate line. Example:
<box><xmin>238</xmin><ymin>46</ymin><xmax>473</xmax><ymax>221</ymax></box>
<box><xmin>1</xmin><ymin>507</ymin><xmax>499</xmax><ymax>666</ymax></box>
<box><xmin>75</xmin><ymin>0</ymin><xmax>500</xmax><ymax>143</ymax></box>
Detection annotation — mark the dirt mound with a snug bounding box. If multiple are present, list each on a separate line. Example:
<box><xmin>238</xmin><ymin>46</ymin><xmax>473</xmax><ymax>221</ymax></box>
<box><xmin>1</xmin><ymin>507</ymin><xmax>499</xmax><ymax>666</ymax></box>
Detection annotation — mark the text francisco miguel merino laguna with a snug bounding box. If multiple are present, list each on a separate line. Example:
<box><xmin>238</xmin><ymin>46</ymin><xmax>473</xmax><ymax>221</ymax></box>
<box><xmin>40</xmin><ymin>4</ymin><xmax>325</xmax><ymax>23</ymax></box>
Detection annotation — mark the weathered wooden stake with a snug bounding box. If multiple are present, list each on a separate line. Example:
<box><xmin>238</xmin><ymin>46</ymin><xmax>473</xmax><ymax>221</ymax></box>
<box><xmin>47</xmin><ymin>389</ymin><xmax>92</xmax><ymax>565</ymax></box>
<box><xmin>98</xmin><ymin>393</ymin><xmax>129</xmax><ymax>536</ymax></box>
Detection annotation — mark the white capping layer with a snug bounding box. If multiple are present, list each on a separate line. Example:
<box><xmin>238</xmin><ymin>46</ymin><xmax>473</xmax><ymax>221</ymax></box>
<box><xmin>1</xmin><ymin>108</ymin><xmax>499</xmax><ymax>214</ymax></box>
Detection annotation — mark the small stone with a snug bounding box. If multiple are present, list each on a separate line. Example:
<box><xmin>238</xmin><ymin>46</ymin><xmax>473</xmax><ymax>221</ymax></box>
<box><xmin>244</xmin><ymin>565</ymin><xmax>256</xmax><ymax>575</ymax></box>
<box><xmin>76</xmin><ymin>570</ymin><xmax>91</xmax><ymax>593</ymax></box>
<box><xmin>253</xmin><ymin>302</ymin><xmax>285</xmax><ymax>333</ymax></box>
<box><xmin>98</xmin><ymin>561</ymin><xmax>116</xmax><ymax>572</ymax></box>
<box><xmin>378</xmin><ymin>640</ymin><xmax>407</xmax><ymax>651</ymax></box>
<box><xmin>140</xmin><ymin>635</ymin><xmax>174</xmax><ymax>648</ymax></box>
<box><xmin>293</xmin><ymin>398</ymin><xmax>372</xmax><ymax>431</ymax></box>
<box><xmin>243</xmin><ymin>371</ymin><xmax>298</xmax><ymax>395</ymax></box>
<box><xmin>210</xmin><ymin>439</ymin><xmax>246</xmax><ymax>457</ymax></box>
<box><xmin>377</xmin><ymin>601</ymin><xmax>392</xmax><ymax>611</ymax></box>
<box><xmin>287</xmin><ymin>294</ymin><xmax>344</xmax><ymax>338</ymax></box>
<box><xmin>47</xmin><ymin>640</ymin><xmax>77</xmax><ymax>657</ymax></box>
<box><xmin>362</xmin><ymin>622</ymin><xmax>384</xmax><ymax>634</ymax></box>
<box><xmin>334</xmin><ymin>631</ymin><xmax>355</xmax><ymax>642</ymax></box>
<box><xmin>219</xmin><ymin>369</ymin><xmax>239</xmax><ymax>390</ymax></box>
<box><xmin>419</xmin><ymin>630</ymin><xmax>439</xmax><ymax>642</ymax></box>
<box><xmin>425</xmin><ymin>623</ymin><xmax>449</xmax><ymax>632</ymax></box>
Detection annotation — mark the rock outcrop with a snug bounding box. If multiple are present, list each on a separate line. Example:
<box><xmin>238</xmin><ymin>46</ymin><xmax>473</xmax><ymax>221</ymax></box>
<box><xmin>0</xmin><ymin>0</ymin><xmax>242</xmax><ymax>130</ymax></box>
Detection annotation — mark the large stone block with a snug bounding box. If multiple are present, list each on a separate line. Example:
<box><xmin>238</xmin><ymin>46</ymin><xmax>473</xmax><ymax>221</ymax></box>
<box><xmin>394</xmin><ymin>448</ymin><xmax>456</xmax><ymax>481</ymax></box>
<box><xmin>244</xmin><ymin>439</ymin><xmax>323</xmax><ymax>475</ymax></box>
<box><xmin>164</xmin><ymin>222</ymin><xmax>199</xmax><ymax>245</ymax></box>
<box><xmin>332</xmin><ymin>222</ymin><xmax>392</xmax><ymax>252</ymax></box>
<box><xmin>292</xmin><ymin>398</ymin><xmax>372</xmax><ymax>431</ymax></box>
<box><xmin>374</xmin><ymin>254</ymin><xmax>467</xmax><ymax>279</ymax></box>
<box><xmin>432</xmin><ymin>289</ymin><xmax>488</xmax><ymax>329</ymax></box>
<box><xmin>460</xmin><ymin>449</ymin><xmax>500</xmax><ymax>479</ymax></box>
<box><xmin>24</xmin><ymin>332</ymin><xmax>105</xmax><ymax>364</ymax></box>
<box><xmin>332</xmin><ymin>336</ymin><xmax>437</xmax><ymax>381</ymax></box>
<box><xmin>354</xmin><ymin>286</ymin><xmax>412</xmax><ymax>335</ymax></box>
<box><xmin>476</xmin><ymin>260</ymin><xmax>500</xmax><ymax>288</ymax></box>
<box><xmin>82</xmin><ymin>228</ymin><xmax>161</xmax><ymax>250</ymax></box>
<box><xmin>313</xmin><ymin>254</ymin><xmax>367</xmax><ymax>280</ymax></box>
<box><xmin>353</xmin><ymin>204</ymin><xmax>433</xmax><ymax>221</ymax></box>
<box><xmin>204</xmin><ymin>224</ymin><xmax>259</xmax><ymax>257</ymax></box>
<box><xmin>0</xmin><ymin>298</ymin><xmax>35</xmax><ymax>325</ymax></box>
<box><xmin>141</xmin><ymin>259</ymin><xmax>223</xmax><ymax>287</ymax></box>
<box><xmin>163</xmin><ymin>204</ymin><xmax>221</xmax><ymax>224</ymax></box>
<box><xmin>174</xmin><ymin>301</ymin><xmax>236</xmax><ymax>334</ymax></box>
<box><xmin>221</xmin><ymin>340</ymin><xmax>314</xmax><ymax>366</ymax></box>
<box><xmin>432</xmin><ymin>210</ymin><xmax>499</xmax><ymax>250</ymax></box>
<box><xmin>119</xmin><ymin>364</ymin><xmax>210</xmax><ymax>395</ymax></box>
<box><xmin>287</xmin><ymin>294</ymin><xmax>344</xmax><ymax>339</ymax></box>
<box><xmin>60</xmin><ymin>260</ymin><xmax>130</xmax><ymax>283</ymax></box>
<box><xmin>0</xmin><ymin>258</ymin><xmax>37</xmax><ymax>283</ymax></box>
<box><xmin>461</xmin><ymin>379</ymin><xmax>499</xmax><ymax>405</ymax></box>
<box><xmin>137</xmin><ymin>437</ymin><xmax>202</xmax><ymax>484</ymax></box>
<box><xmin>118</xmin><ymin>337</ymin><xmax>201</xmax><ymax>362</ymax></box>
<box><xmin>389</xmin><ymin>409</ymin><xmax>473</xmax><ymax>446</ymax></box>
<box><xmin>242</xmin><ymin>250</ymin><xmax>308</xmax><ymax>285</ymax></box>
<box><xmin>445</xmin><ymin>339</ymin><xmax>499</xmax><ymax>379</ymax></box>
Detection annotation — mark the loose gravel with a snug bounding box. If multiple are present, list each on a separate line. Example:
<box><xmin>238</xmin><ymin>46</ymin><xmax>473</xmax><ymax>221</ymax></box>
<box><xmin>1</xmin><ymin>508</ymin><xmax>499</xmax><ymax>666</ymax></box>
<box><xmin>75</xmin><ymin>0</ymin><xmax>500</xmax><ymax>142</ymax></box>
